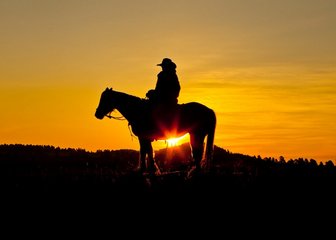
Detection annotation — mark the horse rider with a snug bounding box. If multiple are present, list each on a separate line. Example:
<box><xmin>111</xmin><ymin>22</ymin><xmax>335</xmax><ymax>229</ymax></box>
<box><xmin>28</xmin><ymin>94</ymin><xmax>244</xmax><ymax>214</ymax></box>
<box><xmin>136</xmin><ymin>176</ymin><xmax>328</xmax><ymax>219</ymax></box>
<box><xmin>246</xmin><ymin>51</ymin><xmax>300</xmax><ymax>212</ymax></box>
<box><xmin>146</xmin><ymin>58</ymin><xmax>181</xmax><ymax>129</ymax></box>
<box><xmin>147</xmin><ymin>58</ymin><xmax>180</xmax><ymax>104</ymax></box>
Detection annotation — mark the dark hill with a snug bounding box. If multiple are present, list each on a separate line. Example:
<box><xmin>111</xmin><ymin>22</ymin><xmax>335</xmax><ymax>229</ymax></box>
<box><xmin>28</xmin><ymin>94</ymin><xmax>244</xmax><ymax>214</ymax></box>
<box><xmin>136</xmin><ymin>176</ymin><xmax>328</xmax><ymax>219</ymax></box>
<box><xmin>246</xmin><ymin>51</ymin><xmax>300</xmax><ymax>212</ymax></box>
<box><xmin>0</xmin><ymin>143</ymin><xmax>335</xmax><ymax>198</ymax></box>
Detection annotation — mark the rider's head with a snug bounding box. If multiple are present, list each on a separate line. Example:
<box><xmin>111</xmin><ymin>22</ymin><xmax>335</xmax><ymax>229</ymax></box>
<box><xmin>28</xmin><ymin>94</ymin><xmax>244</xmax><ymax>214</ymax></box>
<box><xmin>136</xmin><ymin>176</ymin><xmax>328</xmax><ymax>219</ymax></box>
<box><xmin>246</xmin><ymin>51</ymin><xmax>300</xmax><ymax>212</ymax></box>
<box><xmin>157</xmin><ymin>58</ymin><xmax>176</xmax><ymax>70</ymax></box>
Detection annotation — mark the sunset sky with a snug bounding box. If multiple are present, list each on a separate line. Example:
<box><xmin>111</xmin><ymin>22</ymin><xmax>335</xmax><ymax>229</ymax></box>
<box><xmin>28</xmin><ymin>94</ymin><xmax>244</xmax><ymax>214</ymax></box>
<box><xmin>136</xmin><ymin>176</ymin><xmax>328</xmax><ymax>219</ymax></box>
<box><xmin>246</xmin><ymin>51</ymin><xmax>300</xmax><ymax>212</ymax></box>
<box><xmin>1</xmin><ymin>0</ymin><xmax>335</xmax><ymax>163</ymax></box>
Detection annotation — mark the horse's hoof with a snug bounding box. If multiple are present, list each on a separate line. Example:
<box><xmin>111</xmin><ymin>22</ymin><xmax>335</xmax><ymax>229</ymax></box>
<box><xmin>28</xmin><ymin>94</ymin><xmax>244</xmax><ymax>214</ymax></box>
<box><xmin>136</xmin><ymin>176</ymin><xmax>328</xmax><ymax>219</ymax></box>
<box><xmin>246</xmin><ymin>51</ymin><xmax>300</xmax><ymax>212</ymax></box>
<box><xmin>186</xmin><ymin>166</ymin><xmax>201</xmax><ymax>179</ymax></box>
<box><xmin>148</xmin><ymin>163</ymin><xmax>161</xmax><ymax>176</ymax></box>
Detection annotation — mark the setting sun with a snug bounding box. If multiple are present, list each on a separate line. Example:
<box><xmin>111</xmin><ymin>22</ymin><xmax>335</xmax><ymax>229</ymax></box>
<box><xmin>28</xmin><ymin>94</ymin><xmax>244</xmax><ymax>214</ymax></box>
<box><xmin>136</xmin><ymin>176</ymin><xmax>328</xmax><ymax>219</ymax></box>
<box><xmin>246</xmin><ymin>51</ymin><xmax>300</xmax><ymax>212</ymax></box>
<box><xmin>165</xmin><ymin>134</ymin><xmax>189</xmax><ymax>147</ymax></box>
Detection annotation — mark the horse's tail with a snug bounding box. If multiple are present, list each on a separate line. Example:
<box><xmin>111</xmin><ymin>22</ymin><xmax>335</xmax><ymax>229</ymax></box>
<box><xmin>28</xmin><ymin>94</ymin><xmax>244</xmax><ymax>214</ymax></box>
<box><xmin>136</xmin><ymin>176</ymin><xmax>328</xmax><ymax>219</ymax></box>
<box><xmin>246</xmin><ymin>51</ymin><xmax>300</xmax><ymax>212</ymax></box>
<box><xmin>205</xmin><ymin>109</ymin><xmax>216</xmax><ymax>170</ymax></box>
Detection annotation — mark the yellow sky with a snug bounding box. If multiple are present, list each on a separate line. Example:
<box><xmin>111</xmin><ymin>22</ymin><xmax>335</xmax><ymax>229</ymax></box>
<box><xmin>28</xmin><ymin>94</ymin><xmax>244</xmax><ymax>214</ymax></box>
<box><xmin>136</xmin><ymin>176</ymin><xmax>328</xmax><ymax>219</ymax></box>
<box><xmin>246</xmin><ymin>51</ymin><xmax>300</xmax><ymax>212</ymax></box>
<box><xmin>1</xmin><ymin>0</ymin><xmax>336</xmax><ymax>162</ymax></box>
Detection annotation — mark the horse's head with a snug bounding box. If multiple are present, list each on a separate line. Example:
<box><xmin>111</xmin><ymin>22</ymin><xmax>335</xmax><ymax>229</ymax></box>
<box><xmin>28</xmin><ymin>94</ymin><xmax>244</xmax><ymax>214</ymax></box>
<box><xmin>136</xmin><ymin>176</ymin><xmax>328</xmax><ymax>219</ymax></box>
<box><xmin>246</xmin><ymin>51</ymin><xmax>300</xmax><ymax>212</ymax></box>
<box><xmin>95</xmin><ymin>88</ymin><xmax>115</xmax><ymax>120</ymax></box>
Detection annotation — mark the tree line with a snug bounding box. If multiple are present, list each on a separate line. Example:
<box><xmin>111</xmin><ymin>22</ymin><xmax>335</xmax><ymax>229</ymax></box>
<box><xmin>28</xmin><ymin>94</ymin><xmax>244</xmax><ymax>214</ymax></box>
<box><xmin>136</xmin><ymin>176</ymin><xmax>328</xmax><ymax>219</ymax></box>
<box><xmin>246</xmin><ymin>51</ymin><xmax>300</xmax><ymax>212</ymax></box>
<box><xmin>0</xmin><ymin>143</ymin><xmax>335</xmax><ymax>194</ymax></box>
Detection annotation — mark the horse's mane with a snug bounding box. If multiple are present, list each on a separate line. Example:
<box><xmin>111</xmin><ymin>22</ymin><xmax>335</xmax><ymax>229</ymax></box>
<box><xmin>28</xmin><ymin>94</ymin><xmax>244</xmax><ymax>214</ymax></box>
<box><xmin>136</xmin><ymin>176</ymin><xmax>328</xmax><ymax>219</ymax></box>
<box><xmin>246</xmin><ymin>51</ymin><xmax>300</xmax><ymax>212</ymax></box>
<box><xmin>113</xmin><ymin>89</ymin><xmax>146</xmax><ymax>104</ymax></box>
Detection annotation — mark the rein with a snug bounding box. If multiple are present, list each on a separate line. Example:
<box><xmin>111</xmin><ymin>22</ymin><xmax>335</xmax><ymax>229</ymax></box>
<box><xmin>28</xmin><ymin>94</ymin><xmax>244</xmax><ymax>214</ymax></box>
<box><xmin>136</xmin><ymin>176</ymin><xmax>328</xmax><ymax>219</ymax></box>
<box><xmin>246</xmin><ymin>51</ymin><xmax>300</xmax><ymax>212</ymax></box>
<box><xmin>106</xmin><ymin>110</ymin><xmax>137</xmax><ymax>140</ymax></box>
<box><xmin>106</xmin><ymin>111</ymin><xmax>126</xmax><ymax>120</ymax></box>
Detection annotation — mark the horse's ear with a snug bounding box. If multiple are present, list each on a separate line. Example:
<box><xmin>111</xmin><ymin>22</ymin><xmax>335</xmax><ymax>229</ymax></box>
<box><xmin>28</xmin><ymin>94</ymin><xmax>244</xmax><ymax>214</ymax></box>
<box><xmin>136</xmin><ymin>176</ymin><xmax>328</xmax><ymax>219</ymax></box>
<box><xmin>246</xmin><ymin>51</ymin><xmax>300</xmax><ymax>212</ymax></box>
<box><xmin>109</xmin><ymin>88</ymin><xmax>113</xmax><ymax>91</ymax></box>
<box><xmin>105</xmin><ymin>87</ymin><xmax>109</xmax><ymax>91</ymax></box>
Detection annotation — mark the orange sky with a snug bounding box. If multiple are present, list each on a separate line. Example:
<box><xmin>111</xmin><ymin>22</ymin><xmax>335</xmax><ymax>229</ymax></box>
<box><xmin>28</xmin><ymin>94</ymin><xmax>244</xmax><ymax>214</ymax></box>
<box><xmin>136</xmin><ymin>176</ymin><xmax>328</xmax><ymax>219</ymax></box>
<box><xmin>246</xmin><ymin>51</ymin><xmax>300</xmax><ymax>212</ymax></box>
<box><xmin>1</xmin><ymin>0</ymin><xmax>336</xmax><ymax>163</ymax></box>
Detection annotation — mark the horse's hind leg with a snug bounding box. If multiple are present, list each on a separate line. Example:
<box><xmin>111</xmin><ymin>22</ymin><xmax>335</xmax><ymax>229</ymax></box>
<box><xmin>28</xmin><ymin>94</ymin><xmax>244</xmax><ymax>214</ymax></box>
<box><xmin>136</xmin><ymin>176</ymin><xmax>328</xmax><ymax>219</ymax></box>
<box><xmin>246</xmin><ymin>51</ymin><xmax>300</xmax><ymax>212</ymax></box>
<box><xmin>190</xmin><ymin>133</ymin><xmax>205</xmax><ymax>171</ymax></box>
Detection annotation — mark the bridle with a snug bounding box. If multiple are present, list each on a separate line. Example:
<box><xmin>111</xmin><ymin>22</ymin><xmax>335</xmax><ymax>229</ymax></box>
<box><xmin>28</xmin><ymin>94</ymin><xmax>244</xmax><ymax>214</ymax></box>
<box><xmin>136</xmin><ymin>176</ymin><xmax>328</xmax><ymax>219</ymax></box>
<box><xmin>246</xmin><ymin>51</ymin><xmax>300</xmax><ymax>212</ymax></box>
<box><xmin>97</xmin><ymin>89</ymin><xmax>136</xmax><ymax>139</ymax></box>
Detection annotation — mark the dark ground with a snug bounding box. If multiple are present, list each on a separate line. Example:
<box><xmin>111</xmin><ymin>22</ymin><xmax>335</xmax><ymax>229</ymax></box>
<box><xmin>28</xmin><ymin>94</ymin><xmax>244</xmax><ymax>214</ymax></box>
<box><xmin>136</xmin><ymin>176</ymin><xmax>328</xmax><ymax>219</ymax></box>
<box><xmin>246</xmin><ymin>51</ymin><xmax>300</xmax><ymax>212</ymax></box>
<box><xmin>0</xmin><ymin>144</ymin><xmax>335</xmax><ymax>223</ymax></box>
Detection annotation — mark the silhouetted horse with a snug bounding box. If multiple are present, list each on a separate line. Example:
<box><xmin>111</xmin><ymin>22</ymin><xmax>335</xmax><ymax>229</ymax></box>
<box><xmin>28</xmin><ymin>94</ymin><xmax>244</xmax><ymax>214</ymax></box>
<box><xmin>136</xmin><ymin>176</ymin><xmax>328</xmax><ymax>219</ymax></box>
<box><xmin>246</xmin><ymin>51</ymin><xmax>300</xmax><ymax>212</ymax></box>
<box><xmin>95</xmin><ymin>88</ymin><xmax>216</xmax><ymax>174</ymax></box>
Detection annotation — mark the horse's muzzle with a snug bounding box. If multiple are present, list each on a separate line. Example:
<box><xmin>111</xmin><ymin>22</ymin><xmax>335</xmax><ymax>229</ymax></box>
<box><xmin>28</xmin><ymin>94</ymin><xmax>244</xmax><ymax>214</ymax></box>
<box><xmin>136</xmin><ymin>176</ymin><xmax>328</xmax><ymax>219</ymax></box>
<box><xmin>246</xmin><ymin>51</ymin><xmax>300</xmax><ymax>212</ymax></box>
<box><xmin>95</xmin><ymin>110</ymin><xmax>104</xmax><ymax>120</ymax></box>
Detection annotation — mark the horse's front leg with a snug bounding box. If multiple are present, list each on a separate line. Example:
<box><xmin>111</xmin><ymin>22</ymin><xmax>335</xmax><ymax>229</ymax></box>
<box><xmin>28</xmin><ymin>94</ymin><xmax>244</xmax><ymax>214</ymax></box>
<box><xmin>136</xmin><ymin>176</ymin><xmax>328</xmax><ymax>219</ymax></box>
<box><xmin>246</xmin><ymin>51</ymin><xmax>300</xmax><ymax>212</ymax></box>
<box><xmin>146</xmin><ymin>141</ymin><xmax>156</xmax><ymax>173</ymax></box>
<box><xmin>139</xmin><ymin>139</ymin><xmax>148</xmax><ymax>173</ymax></box>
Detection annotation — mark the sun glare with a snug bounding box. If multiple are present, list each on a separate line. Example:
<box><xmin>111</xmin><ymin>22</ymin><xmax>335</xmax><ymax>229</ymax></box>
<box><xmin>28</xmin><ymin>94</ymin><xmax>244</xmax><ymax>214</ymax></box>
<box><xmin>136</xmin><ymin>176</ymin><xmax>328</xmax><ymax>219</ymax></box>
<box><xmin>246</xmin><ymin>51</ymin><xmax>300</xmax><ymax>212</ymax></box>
<box><xmin>166</xmin><ymin>134</ymin><xmax>189</xmax><ymax>147</ymax></box>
